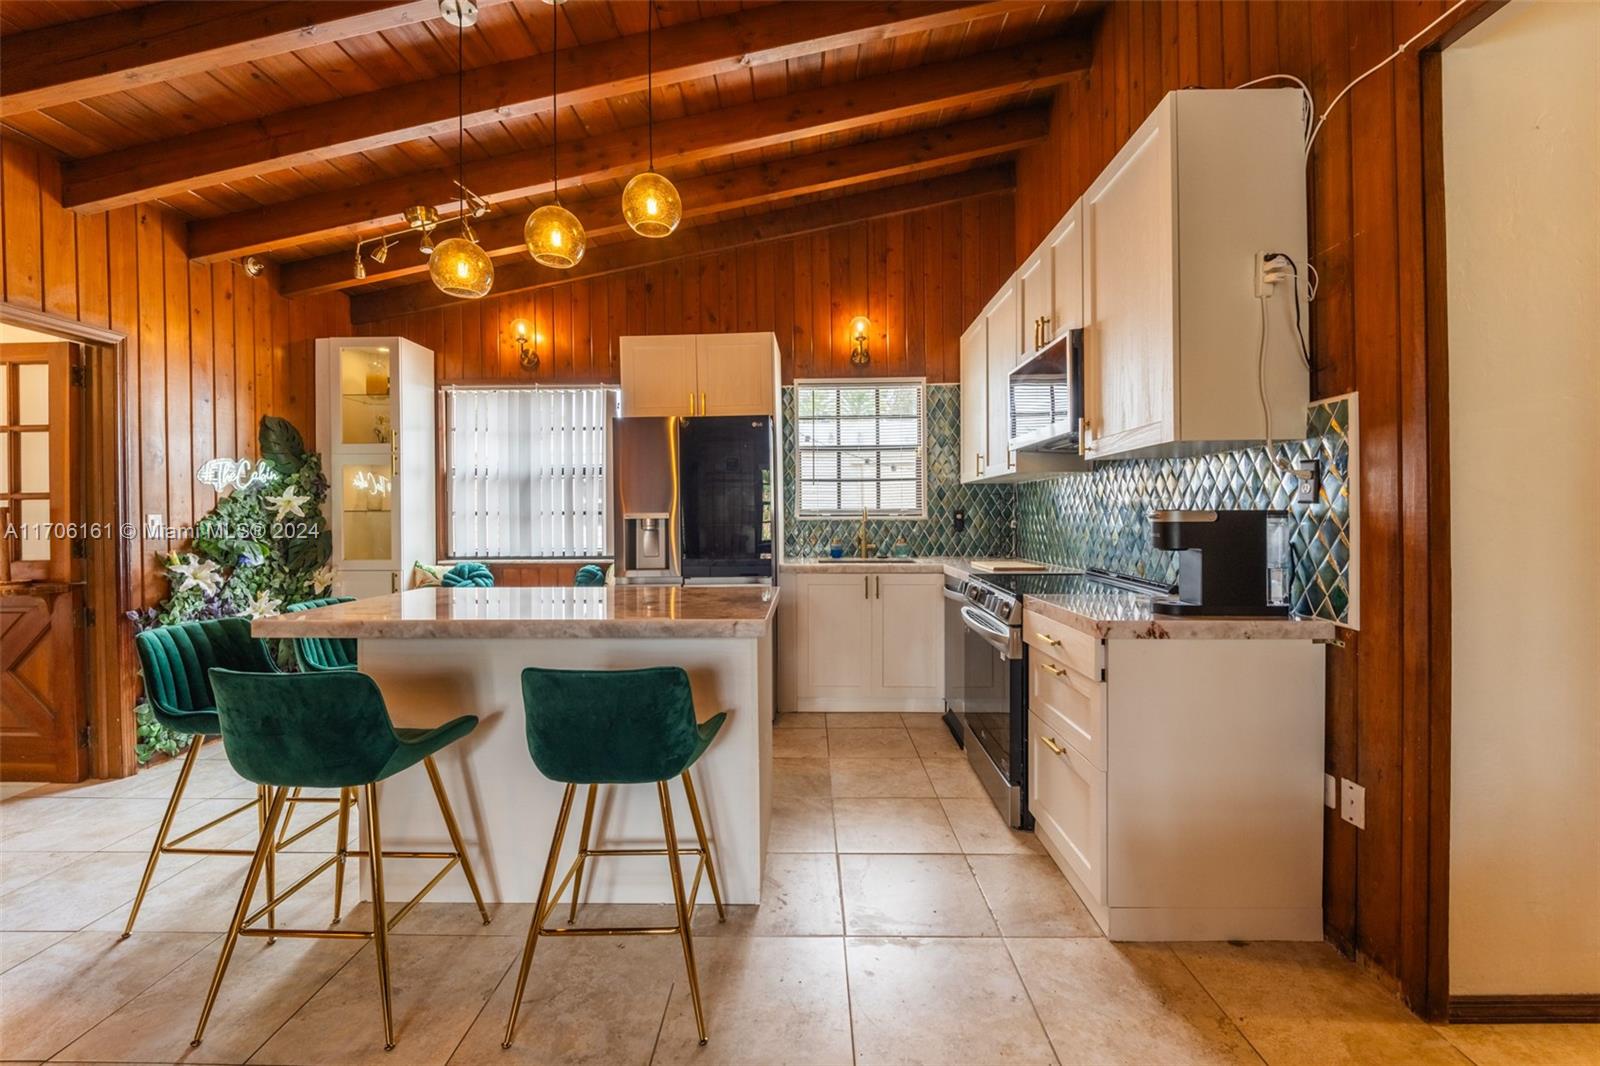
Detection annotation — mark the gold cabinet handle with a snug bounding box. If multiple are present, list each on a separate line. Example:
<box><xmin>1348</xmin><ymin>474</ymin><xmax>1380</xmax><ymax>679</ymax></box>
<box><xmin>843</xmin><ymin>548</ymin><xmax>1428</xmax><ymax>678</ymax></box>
<box><xmin>1034</xmin><ymin>632</ymin><xmax>1062</xmax><ymax>647</ymax></box>
<box><xmin>875</xmin><ymin>575</ymin><xmax>881</xmax><ymax>599</ymax></box>
<box><xmin>700</xmin><ymin>391</ymin><xmax>707</xmax><ymax>415</ymax></box>
<box><xmin>975</xmin><ymin>452</ymin><xmax>984</xmax><ymax>477</ymax></box>
<box><xmin>864</xmin><ymin>575</ymin><xmax>869</xmax><ymax>599</ymax></box>
<box><xmin>1041</xmin><ymin>735</ymin><xmax>1066</xmax><ymax>756</ymax></box>
<box><xmin>1077</xmin><ymin>416</ymin><xmax>1087</xmax><ymax>458</ymax></box>
<box><xmin>689</xmin><ymin>392</ymin><xmax>695</xmax><ymax>415</ymax></box>
<box><xmin>1040</xmin><ymin>661</ymin><xmax>1065</xmax><ymax>677</ymax></box>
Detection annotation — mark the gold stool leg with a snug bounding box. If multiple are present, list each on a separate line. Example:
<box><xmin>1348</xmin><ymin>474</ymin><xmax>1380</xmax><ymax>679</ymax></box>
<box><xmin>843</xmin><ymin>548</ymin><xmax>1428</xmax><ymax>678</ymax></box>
<box><xmin>660</xmin><ymin>780</ymin><xmax>708</xmax><ymax>1046</ymax></box>
<box><xmin>258</xmin><ymin>785</ymin><xmax>277</xmax><ymax>944</ymax></box>
<box><xmin>191</xmin><ymin>785</ymin><xmax>288</xmax><ymax>1047</ymax></box>
<box><xmin>122</xmin><ymin>735</ymin><xmax>207</xmax><ymax>939</ymax></box>
<box><xmin>422</xmin><ymin>757</ymin><xmax>490</xmax><ymax>925</ymax></box>
<box><xmin>331</xmin><ymin>787</ymin><xmax>352</xmax><ymax>925</ymax></box>
<box><xmin>502</xmin><ymin>783</ymin><xmax>576</xmax><ymax>1049</ymax></box>
<box><xmin>567</xmin><ymin>784</ymin><xmax>598</xmax><ymax>923</ymax></box>
<box><xmin>364</xmin><ymin>783</ymin><xmax>396</xmax><ymax>1050</ymax></box>
<box><xmin>274</xmin><ymin>787</ymin><xmax>304</xmax><ymax>847</ymax></box>
<box><xmin>681</xmin><ymin>771</ymin><xmax>726</xmax><ymax>922</ymax></box>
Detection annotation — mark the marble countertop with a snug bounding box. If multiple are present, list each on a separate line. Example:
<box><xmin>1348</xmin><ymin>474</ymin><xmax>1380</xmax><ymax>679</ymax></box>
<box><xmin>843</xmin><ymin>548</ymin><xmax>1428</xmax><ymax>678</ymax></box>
<box><xmin>1025</xmin><ymin>588</ymin><xmax>1336</xmax><ymax>641</ymax></box>
<box><xmin>252</xmin><ymin>585</ymin><xmax>779</xmax><ymax>640</ymax></box>
<box><xmin>780</xmin><ymin>557</ymin><xmax>1031</xmax><ymax>577</ymax></box>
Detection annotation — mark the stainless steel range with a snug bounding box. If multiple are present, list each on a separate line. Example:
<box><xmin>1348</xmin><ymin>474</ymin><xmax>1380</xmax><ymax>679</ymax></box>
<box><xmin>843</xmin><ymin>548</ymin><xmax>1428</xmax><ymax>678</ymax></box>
<box><xmin>943</xmin><ymin>567</ymin><xmax>1170</xmax><ymax>828</ymax></box>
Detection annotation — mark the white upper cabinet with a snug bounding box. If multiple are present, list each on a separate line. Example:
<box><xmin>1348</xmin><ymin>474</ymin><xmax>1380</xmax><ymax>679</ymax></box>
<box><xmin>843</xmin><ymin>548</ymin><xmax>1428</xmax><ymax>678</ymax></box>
<box><xmin>1082</xmin><ymin>89</ymin><xmax>1309</xmax><ymax>460</ymax></box>
<box><xmin>1046</xmin><ymin>202</ymin><xmax>1085</xmax><ymax>352</ymax></box>
<box><xmin>983</xmin><ymin>280</ymin><xmax>1020</xmax><ymax>479</ymax></box>
<box><xmin>620</xmin><ymin>332</ymin><xmax>780</xmax><ymax>418</ymax></box>
<box><xmin>1018</xmin><ymin>243</ymin><xmax>1053</xmax><ymax>359</ymax></box>
<box><xmin>959</xmin><ymin>317</ymin><xmax>989</xmax><ymax>485</ymax></box>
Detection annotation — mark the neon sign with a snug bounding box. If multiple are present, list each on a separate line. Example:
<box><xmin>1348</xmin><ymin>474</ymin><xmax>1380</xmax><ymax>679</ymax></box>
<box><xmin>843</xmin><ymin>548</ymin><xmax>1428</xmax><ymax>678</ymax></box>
<box><xmin>197</xmin><ymin>458</ymin><xmax>279</xmax><ymax>493</ymax></box>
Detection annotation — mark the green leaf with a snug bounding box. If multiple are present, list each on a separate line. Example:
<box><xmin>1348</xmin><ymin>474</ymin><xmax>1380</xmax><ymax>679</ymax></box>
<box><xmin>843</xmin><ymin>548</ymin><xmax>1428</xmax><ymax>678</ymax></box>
<box><xmin>258</xmin><ymin>416</ymin><xmax>307</xmax><ymax>471</ymax></box>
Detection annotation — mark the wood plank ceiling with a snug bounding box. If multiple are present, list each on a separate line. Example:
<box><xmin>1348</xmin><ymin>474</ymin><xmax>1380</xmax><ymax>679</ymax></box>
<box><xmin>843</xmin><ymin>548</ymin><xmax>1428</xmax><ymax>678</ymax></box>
<box><xmin>0</xmin><ymin>0</ymin><xmax>1099</xmax><ymax>314</ymax></box>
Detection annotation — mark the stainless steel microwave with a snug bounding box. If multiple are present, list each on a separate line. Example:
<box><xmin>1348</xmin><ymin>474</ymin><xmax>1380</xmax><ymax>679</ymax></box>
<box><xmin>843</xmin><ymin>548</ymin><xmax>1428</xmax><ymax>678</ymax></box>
<box><xmin>1007</xmin><ymin>327</ymin><xmax>1084</xmax><ymax>454</ymax></box>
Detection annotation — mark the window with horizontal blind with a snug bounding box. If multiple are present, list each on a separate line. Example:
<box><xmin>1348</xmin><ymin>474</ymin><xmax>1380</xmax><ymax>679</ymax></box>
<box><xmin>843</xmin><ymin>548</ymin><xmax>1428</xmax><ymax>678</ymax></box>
<box><xmin>795</xmin><ymin>380</ymin><xmax>925</xmax><ymax>517</ymax></box>
<box><xmin>443</xmin><ymin>386</ymin><xmax>617</xmax><ymax>559</ymax></box>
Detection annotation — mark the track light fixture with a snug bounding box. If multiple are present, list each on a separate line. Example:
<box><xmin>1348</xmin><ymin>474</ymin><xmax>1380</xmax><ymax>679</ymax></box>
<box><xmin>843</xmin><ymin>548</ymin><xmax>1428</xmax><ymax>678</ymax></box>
<box><xmin>240</xmin><ymin>255</ymin><xmax>266</xmax><ymax>278</ymax></box>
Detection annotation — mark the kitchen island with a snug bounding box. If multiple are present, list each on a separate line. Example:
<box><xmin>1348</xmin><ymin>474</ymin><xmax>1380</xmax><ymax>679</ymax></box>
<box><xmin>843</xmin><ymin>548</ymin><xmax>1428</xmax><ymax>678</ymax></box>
<box><xmin>253</xmin><ymin>585</ymin><xmax>777</xmax><ymax>906</ymax></box>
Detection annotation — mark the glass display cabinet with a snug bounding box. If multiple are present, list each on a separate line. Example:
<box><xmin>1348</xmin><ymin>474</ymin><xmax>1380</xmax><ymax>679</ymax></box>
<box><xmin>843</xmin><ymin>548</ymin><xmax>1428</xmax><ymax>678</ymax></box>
<box><xmin>315</xmin><ymin>337</ymin><xmax>435</xmax><ymax>598</ymax></box>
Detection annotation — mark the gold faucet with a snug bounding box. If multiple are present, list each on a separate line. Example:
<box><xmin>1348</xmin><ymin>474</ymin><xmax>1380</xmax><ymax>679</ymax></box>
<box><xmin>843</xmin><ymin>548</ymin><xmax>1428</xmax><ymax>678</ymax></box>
<box><xmin>856</xmin><ymin>508</ymin><xmax>876</xmax><ymax>559</ymax></box>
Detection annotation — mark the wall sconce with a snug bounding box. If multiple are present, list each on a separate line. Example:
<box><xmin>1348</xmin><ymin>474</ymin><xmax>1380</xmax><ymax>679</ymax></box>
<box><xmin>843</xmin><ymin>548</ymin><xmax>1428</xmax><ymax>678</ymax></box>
<box><xmin>511</xmin><ymin>318</ymin><xmax>539</xmax><ymax>370</ymax></box>
<box><xmin>239</xmin><ymin>255</ymin><xmax>266</xmax><ymax>278</ymax></box>
<box><xmin>850</xmin><ymin>316</ymin><xmax>871</xmax><ymax>367</ymax></box>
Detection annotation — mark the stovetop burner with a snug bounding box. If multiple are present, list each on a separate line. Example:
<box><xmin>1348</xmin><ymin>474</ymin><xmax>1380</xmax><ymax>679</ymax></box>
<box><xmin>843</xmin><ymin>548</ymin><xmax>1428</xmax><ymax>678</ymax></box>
<box><xmin>960</xmin><ymin>567</ymin><xmax>1174</xmax><ymax>627</ymax></box>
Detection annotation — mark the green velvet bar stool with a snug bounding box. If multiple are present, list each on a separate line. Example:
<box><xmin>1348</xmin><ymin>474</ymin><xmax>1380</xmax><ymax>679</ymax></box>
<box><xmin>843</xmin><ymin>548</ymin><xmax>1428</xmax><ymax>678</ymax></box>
<box><xmin>284</xmin><ymin>596</ymin><xmax>358</xmax><ymax>672</ymax></box>
<box><xmin>192</xmin><ymin>668</ymin><xmax>490</xmax><ymax>1052</ymax></box>
<box><xmin>503</xmin><ymin>666</ymin><xmax>728</xmax><ymax>1050</ymax></box>
<box><xmin>124</xmin><ymin>618</ymin><xmax>339</xmax><ymax>939</ymax></box>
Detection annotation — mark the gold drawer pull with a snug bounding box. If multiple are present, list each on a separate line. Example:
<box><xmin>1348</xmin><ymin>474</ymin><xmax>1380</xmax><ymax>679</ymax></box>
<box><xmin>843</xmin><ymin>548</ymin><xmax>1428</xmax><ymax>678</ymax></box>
<box><xmin>1034</xmin><ymin>632</ymin><xmax>1062</xmax><ymax>647</ymax></box>
<box><xmin>1041</xmin><ymin>735</ymin><xmax>1066</xmax><ymax>756</ymax></box>
<box><xmin>1040</xmin><ymin>662</ymin><xmax>1065</xmax><ymax>677</ymax></box>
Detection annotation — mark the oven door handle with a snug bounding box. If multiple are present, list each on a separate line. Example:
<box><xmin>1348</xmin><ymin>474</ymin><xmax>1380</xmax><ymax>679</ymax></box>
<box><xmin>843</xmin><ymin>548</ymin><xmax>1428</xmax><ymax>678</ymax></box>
<box><xmin>942</xmin><ymin>585</ymin><xmax>968</xmax><ymax>604</ymax></box>
<box><xmin>960</xmin><ymin>604</ymin><xmax>1018</xmax><ymax>659</ymax></box>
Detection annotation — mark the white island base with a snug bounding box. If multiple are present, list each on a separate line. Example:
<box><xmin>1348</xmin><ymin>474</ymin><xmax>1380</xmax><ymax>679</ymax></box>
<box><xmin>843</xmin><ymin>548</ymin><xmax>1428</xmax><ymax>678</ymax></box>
<box><xmin>362</xmin><ymin>633</ymin><xmax>773</xmax><ymax>906</ymax></box>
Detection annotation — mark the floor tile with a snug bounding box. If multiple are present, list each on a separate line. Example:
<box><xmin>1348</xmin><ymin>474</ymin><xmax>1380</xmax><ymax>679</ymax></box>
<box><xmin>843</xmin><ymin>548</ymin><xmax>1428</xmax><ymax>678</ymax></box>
<box><xmin>56</xmin><ymin>935</ymin><xmax>364</xmax><ymax>1065</ymax></box>
<box><xmin>1175</xmin><ymin>941</ymin><xmax>1473</xmax><ymax>1065</ymax></box>
<box><xmin>773</xmin><ymin>730</ymin><xmax>830</xmax><ymax>759</ymax></box>
<box><xmin>696</xmin><ymin>852</ymin><xmax>843</xmax><ymax>937</ymax></box>
<box><xmin>0</xmin><ymin>781</ymin><xmax>43</xmax><ymax>800</ymax></box>
<box><xmin>249</xmin><ymin>934</ymin><xmax>521</xmax><ymax>1065</ymax></box>
<box><xmin>939</xmin><ymin>798</ymin><xmax>1045</xmax><ymax>855</ymax></box>
<box><xmin>900</xmin><ymin>713</ymin><xmax>947</xmax><ymax>730</ymax></box>
<box><xmin>1435</xmin><ymin>1022</ymin><xmax>1600</xmax><ymax>1065</ymax></box>
<box><xmin>652</xmin><ymin>936</ymin><xmax>854</xmax><ymax>1065</ymax></box>
<box><xmin>2</xmin><ymin>798</ymin><xmax>167</xmax><ymax>852</ymax></box>
<box><xmin>839</xmin><ymin>854</ymin><xmax>997</xmax><ymax>937</ymax></box>
<box><xmin>0</xmin><ymin>929</ymin><xmax>69</xmax><ymax>974</ymax></box>
<box><xmin>102</xmin><ymin>797</ymin><xmax>267</xmax><ymax>853</ymax></box>
<box><xmin>828</xmin><ymin>758</ymin><xmax>934</xmax><ymax>799</ymax></box>
<box><xmin>768</xmin><ymin>794</ymin><xmax>836</xmax><ymax>853</ymax></box>
<box><xmin>775</xmin><ymin>712</ymin><xmax>827</xmax><ymax>730</ymax></box>
<box><xmin>0</xmin><ymin>849</ymin><xmax>204</xmax><ymax>932</ymax></box>
<box><xmin>825</xmin><ymin>712</ymin><xmax>908</xmax><ymax>729</ymax></box>
<box><xmin>455</xmin><ymin>936</ymin><xmax>678</xmax><ymax>1065</ymax></box>
<box><xmin>832</xmin><ymin>798</ymin><xmax>958</xmax><ymax>854</ymax></box>
<box><xmin>0</xmin><ymin>930</ymin><xmax>215</xmax><ymax>1061</ymax></box>
<box><xmin>920</xmin><ymin>756</ymin><xmax>989</xmax><ymax>800</ymax></box>
<box><xmin>906</xmin><ymin>726</ymin><xmax>962</xmax><ymax>759</ymax></box>
<box><xmin>846</xmin><ymin>937</ymin><xmax>1055</xmax><ymax>1065</ymax></box>
<box><xmin>967</xmin><ymin>855</ymin><xmax>1100</xmax><ymax>938</ymax></box>
<box><xmin>822</xmin><ymin>728</ymin><xmax>916</xmax><ymax>759</ymax></box>
<box><xmin>336</xmin><ymin>900</ymin><xmax>523</xmax><ymax>937</ymax></box>
<box><xmin>771</xmin><ymin>757</ymin><xmax>832</xmax><ymax>800</ymax></box>
<box><xmin>1010</xmin><ymin>938</ymin><xmax>1263</xmax><ymax>1064</ymax></box>
<box><xmin>0</xmin><ymin>850</ymin><xmax>81</xmax><ymax>896</ymax></box>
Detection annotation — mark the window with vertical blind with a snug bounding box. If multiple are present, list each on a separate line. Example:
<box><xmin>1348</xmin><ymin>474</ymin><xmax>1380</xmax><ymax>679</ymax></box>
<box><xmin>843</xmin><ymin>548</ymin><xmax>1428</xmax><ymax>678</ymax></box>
<box><xmin>443</xmin><ymin>386</ymin><xmax>617</xmax><ymax>559</ymax></box>
<box><xmin>795</xmin><ymin>380</ymin><xmax>926</xmax><ymax>517</ymax></box>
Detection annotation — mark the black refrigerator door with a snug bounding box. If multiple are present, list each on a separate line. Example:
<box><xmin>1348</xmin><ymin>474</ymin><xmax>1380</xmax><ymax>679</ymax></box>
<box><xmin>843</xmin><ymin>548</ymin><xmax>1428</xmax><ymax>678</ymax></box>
<box><xmin>678</xmin><ymin>416</ymin><xmax>774</xmax><ymax>579</ymax></box>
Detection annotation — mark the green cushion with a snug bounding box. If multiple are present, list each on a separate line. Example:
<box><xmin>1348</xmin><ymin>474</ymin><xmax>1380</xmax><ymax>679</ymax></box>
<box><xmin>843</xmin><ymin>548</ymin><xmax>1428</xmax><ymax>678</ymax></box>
<box><xmin>208</xmin><ymin>668</ymin><xmax>478</xmax><ymax>788</ymax></box>
<box><xmin>285</xmin><ymin>597</ymin><xmax>358</xmax><ymax>672</ymax></box>
<box><xmin>442</xmin><ymin>562</ymin><xmax>495</xmax><ymax>587</ymax></box>
<box><xmin>574</xmin><ymin>564</ymin><xmax>606</xmax><ymax>587</ymax></box>
<box><xmin>520</xmin><ymin>666</ymin><xmax>725</xmax><ymax>785</ymax></box>
<box><xmin>134</xmin><ymin>618</ymin><xmax>278</xmax><ymax>736</ymax></box>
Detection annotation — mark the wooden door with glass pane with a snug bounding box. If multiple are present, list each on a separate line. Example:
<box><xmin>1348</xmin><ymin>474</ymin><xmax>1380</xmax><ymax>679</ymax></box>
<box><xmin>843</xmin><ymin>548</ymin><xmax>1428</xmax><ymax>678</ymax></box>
<box><xmin>0</xmin><ymin>343</ymin><xmax>89</xmax><ymax>781</ymax></box>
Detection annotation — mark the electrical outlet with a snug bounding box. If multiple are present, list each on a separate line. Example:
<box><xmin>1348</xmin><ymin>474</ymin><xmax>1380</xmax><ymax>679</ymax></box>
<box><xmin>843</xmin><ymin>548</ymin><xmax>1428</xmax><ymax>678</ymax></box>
<box><xmin>1324</xmin><ymin>773</ymin><xmax>1337</xmax><ymax>809</ymax></box>
<box><xmin>1340</xmin><ymin>778</ymin><xmax>1366</xmax><ymax>829</ymax></box>
<box><xmin>145</xmin><ymin>514</ymin><xmax>165</xmax><ymax>537</ymax></box>
<box><xmin>1296</xmin><ymin>458</ymin><xmax>1321</xmax><ymax>504</ymax></box>
<box><xmin>1254</xmin><ymin>250</ymin><xmax>1291</xmax><ymax>298</ymax></box>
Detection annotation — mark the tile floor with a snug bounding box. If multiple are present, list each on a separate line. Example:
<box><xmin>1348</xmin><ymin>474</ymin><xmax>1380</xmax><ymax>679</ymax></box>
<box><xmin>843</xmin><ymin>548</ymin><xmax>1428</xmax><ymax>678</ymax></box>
<box><xmin>1</xmin><ymin>714</ymin><xmax>1594</xmax><ymax>1065</ymax></box>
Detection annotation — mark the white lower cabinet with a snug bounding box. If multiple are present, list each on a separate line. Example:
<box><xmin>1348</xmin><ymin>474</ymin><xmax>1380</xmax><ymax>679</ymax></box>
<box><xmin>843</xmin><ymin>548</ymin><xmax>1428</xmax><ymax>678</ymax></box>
<box><xmin>792</xmin><ymin>570</ymin><xmax>943</xmax><ymax>711</ymax></box>
<box><xmin>1025</xmin><ymin>611</ymin><xmax>1326</xmax><ymax>941</ymax></box>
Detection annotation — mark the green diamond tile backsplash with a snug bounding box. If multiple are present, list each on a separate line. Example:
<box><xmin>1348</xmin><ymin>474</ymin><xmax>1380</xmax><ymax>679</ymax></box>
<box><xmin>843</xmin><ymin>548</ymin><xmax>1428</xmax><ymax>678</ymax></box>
<box><xmin>1014</xmin><ymin>397</ymin><xmax>1355</xmax><ymax>623</ymax></box>
<box><xmin>780</xmin><ymin>387</ymin><xmax>1354</xmax><ymax>625</ymax></box>
<box><xmin>781</xmin><ymin>385</ymin><xmax>1016</xmax><ymax>559</ymax></box>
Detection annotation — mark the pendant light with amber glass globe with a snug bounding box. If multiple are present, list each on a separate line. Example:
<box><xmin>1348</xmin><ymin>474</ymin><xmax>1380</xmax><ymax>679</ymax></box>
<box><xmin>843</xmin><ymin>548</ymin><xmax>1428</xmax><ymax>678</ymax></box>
<box><xmin>524</xmin><ymin>3</ymin><xmax>586</xmax><ymax>268</ymax></box>
<box><xmin>429</xmin><ymin>14</ymin><xmax>493</xmax><ymax>298</ymax></box>
<box><xmin>621</xmin><ymin>10</ymin><xmax>681</xmax><ymax>238</ymax></box>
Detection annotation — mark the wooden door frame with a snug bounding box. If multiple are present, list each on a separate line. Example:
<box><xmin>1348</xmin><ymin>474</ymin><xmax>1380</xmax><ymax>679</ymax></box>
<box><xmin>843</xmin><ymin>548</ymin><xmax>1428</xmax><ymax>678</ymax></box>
<box><xmin>0</xmin><ymin>301</ymin><xmax>137</xmax><ymax>778</ymax></box>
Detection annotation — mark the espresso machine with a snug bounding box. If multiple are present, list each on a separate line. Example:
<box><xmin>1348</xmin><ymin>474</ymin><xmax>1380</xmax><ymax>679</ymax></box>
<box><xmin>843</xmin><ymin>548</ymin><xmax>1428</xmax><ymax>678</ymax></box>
<box><xmin>612</xmin><ymin>416</ymin><xmax>681</xmax><ymax>583</ymax></box>
<box><xmin>1149</xmin><ymin>509</ymin><xmax>1293</xmax><ymax>616</ymax></box>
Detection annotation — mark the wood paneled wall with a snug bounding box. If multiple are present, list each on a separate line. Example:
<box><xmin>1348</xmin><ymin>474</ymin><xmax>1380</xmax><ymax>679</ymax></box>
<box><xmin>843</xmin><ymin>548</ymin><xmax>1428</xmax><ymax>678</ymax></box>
<box><xmin>1011</xmin><ymin>0</ymin><xmax>1479</xmax><ymax>1014</ymax></box>
<box><xmin>354</xmin><ymin>194</ymin><xmax>1016</xmax><ymax>386</ymax></box>
<box><xmin>0</xmin><ymin>137</ymin><xmax>350</xmax><ymax>608</ymax></box>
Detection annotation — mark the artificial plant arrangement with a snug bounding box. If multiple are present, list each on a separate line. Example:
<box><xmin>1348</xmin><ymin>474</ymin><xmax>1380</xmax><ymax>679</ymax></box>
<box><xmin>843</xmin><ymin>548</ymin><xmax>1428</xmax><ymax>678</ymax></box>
<box><xmin>127</xmin><ymin>415</ymin><xmax>334</xmax><ymax>762</ymax></box>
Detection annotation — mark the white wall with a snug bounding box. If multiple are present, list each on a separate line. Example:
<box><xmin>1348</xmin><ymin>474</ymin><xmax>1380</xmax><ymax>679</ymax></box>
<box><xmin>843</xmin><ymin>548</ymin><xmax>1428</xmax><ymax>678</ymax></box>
<box><xmin>1444</xmin><ymin>0</ymin><xmax>1600</xmax><ymax>996</ymax></box>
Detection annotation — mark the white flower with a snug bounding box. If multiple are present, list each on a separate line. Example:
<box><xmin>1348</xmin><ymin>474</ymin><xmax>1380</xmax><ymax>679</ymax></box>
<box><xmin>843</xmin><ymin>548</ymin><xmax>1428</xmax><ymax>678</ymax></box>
<box><xmin>243</xmin><ymin>589</ymin><xmax>282</xmax><ymax>620</ymax></box>
<box><xmin>168</xmin><ymin>553</ymin><xmax>223</xmax><ymax>596</ymax></box>
<box><xmin>312</xmin><ymin>562</ymin><xmax>337</xmax><ymax>594</ymax></box>
<box><xmin>265</xmin><ymin>487</ymin><xmax>310</xmax><ymax>522</ymax></box>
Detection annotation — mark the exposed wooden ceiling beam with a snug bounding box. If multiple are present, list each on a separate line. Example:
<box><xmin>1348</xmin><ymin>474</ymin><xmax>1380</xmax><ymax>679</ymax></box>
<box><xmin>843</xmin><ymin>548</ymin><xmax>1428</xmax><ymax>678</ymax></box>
<box><xmin>0</xmin><ymin>1</ymin><xmax>449</xmax><ymax>115</ymax></box>
<box><xmin>281</xmin><ymin>109</ymin><xmax>1047</xmax><ymax>296</ymax></box>
<box><xmin>350</xmin><ymin>165</ymin><xmax>1014</xmax><ymax>322</ymax></box>
<box><xmin>188</xmin><ymin>30</ymin><xmax>1090</xmax><ymax>262</ymax></box>
<box><xmin>62</xmin><ymin>1</ymin><xmax>1037</xmax><ymax>212</ymax></box>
